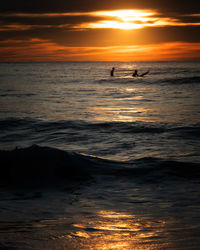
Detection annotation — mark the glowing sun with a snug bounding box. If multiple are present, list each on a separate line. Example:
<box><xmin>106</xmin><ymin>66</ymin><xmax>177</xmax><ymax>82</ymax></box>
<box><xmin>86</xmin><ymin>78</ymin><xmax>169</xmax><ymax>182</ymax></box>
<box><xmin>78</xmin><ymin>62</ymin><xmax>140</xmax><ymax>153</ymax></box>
<box><xmin>84</xmin><ymin>9</ymin><xmax>156</xmax><ymax>30</ymax></box>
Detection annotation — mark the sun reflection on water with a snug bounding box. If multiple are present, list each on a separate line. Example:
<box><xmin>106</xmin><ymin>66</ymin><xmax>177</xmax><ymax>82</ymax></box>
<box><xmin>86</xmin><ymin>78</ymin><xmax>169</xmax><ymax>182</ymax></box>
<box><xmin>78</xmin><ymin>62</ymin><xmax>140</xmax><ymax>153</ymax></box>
<box><xmin>88</xmin><ymin>106</ymin><xmax>154</xmax><ymax>122</ymax></box>
<box><xmin>68</xmin><ymin>210</ymin><xmax>166</xmax><ymax>249</ymax></box>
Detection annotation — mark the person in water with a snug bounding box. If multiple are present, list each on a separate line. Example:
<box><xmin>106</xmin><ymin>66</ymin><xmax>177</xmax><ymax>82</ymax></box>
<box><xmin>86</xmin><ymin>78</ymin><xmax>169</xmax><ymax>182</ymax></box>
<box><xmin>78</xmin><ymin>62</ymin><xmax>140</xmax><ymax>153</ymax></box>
<box><xmin>132</xmin><ymin>69</ymin><xmax>150</xmax><ymax>77</ymax></box>
<box><xmin>132</xmin><ymin>69</ymin><xmax>139</xmax><ymax>77</ymax></box>
<box><xmin>110</xmin><ymin>67</ymin><xmax>115</xmax><ymax>76</ymax></box>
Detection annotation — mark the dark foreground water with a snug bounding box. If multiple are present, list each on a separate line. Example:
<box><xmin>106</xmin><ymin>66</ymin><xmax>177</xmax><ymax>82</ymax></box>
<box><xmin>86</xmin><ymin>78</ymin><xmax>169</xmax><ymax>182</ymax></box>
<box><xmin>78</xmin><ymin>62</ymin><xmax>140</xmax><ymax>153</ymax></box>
<box><xmin>0</xmin><ymin>61</ymin><xmax>200</xmax><ymax>249</ymax></box>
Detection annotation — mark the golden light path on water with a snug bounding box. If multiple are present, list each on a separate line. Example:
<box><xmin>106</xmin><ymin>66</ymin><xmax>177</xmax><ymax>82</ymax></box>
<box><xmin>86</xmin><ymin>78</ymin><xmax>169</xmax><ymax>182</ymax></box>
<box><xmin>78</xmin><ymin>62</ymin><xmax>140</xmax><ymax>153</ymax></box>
<box><xmin>89</xmin><ymin>106</ymin><xmax>152</xmax><ymax>122</ymax></box>
<box><xmin>87</xmin><ymin>86</ymin><xmax>157</xmax><ymax>123</ymax></box>
<box><xmin>62</xmin><ymin>210</ymin><xmax>167</xmax><ymax>249</ymax></box>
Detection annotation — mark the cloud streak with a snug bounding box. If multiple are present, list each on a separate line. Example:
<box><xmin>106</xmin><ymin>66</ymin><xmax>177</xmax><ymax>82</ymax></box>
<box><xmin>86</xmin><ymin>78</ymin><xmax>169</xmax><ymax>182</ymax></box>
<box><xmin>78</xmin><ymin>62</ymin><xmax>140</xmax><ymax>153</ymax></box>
<box><xmin>0</xmin><ymin>39</ymin><xmax>200</xmax><ymax>61</ymax></box>
<box><xmin>1</xmin><ymin>1</ymin><xmax>200</xmax><ymax>61</ymax></box>
<box><xmin>1</xmin><ymin>10</ymin><xmax>200</xmax><ymax>31</ymax></box>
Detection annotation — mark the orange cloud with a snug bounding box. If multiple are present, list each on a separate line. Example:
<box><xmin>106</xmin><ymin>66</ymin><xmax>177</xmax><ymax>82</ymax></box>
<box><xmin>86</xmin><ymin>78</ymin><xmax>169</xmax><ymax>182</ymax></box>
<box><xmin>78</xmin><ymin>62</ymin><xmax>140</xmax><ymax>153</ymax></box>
<box><xmin>1</xmin><ymin>10</ymin><xmax>200</xmax><ymax>31</ymax></box>
<box><xmin>0</xmin><ymin>39</ymin><xmax>200</xmax><ymax>61</ymax></box>
<box><xmin>0</xmin><ymin>24</ymin><xmax>58</xmax><ymax>32</ymax></box>
<box><xmin>74</xmin><ymin>10</ymin><xmax>200</xmax><ymax>30</ymax></box>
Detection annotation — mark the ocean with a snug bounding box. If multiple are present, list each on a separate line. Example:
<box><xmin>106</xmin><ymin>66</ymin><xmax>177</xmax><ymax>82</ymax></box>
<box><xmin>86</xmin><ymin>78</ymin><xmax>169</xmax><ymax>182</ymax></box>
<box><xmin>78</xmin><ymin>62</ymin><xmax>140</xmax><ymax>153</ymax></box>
<box><xmin>0</xmin><ymin>61</ymin><xmax>200</xmax><ymax>249</ymax></box>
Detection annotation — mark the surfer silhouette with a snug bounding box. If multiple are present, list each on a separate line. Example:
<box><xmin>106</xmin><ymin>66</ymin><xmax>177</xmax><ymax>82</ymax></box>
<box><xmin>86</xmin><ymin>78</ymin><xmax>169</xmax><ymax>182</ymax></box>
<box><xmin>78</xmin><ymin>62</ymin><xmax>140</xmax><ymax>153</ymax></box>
<box><xmin>132</xmin><ymin>70</ymin><xmax>139</xmax><ymax>77</ymax></box>
<box><xmin>110</xmin><ymin>67</ymin><xmax>115</xmax><ymax>76</ymax></box>
<box><xmin>132</xmin><ymin>69</ymin><xmax>149</xmax><ymax>77</ymax></box>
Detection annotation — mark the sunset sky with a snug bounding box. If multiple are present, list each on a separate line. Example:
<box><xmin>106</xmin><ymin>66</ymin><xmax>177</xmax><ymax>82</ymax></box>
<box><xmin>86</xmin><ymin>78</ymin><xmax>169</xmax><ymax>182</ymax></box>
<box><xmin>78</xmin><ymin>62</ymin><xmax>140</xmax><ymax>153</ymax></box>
<box><xmin>1</xmin><ymin>0</ymin><xmax>200</xmax><ymax>61</ymax></box>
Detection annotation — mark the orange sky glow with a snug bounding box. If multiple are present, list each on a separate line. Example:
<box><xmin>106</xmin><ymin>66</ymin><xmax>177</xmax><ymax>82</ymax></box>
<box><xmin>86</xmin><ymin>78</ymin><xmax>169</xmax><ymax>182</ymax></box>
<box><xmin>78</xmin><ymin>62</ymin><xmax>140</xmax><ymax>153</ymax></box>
<box><xmin>73</xmin><ymin>10</ymin><xmax>200</xmax><ymax>30</ymax></box>
<box><xmin>2</xmin><ymin>10</ymin><xmax>200</xmax><ymax>31</ymax></box>
<box><xmin>0</xmin><ymin>8</ymin><xmax>200</xmax><ymax>61</ymax></box>
<box><xmin>1</xmin><ymin>39</ymin><xmax>200</xmax><ymax>61</ymax></box>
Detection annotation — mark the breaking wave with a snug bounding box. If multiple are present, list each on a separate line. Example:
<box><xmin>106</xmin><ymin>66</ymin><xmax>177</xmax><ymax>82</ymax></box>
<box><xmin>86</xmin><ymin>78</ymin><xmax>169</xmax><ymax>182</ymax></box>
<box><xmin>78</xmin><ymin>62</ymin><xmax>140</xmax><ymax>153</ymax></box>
<box><xmin>0</xmin><ymin>145</ymin><xmax>199</xmax><ymax>189</ymax></box>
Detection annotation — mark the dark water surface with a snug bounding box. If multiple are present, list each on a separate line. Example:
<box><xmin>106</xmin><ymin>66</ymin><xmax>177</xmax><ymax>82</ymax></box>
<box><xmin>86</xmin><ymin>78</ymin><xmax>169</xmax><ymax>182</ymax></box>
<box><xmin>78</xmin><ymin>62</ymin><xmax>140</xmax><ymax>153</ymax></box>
<box><xmin>0</xmin><ymin>61</ymin><xmax>200</xmax><ymax>249</ymax></box>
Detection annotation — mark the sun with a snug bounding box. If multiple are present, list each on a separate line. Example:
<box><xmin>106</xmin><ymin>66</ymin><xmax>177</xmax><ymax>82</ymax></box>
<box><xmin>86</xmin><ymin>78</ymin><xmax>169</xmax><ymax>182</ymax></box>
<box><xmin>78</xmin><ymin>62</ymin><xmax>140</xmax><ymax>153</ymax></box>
<box><xmin>87</xmin><ymin>20</ymin><xmax>143</xmax><ymax>30</ymax></box>
<box><xmin>93</xmin><ymin>10</ymin><xmax>154</xmax><ymax>17</ymax></box>
<box><xmin>72</xmin><ymin>9</ymin><xmax>178</xmax><ymax>30</ymax></box>
<box><xmin>89</xmin><ymin>10</ymin><xmax>156</xmax><ymax>30</ymax></box>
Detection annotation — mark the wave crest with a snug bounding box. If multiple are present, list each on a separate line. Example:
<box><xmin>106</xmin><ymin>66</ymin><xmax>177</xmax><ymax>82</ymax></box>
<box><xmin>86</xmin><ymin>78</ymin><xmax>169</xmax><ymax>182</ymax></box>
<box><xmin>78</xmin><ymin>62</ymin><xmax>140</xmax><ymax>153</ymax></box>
<box><xmin>0</xmin><ymin>145</ymin><xmax>199</xmax><ymax>189</ymax></box>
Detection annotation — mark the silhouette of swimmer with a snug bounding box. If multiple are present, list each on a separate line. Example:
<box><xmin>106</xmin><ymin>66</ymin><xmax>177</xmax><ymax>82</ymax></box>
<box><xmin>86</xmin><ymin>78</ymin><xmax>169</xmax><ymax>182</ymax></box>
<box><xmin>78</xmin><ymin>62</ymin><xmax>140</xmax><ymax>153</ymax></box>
<box><xmin>132</xmin><ymin>69</ymin><xmax>149</xmax><ymax>77</ymax></box>
<box><xmin>110</xmin><ymin>67</ymin><xmax>115</xmax><ymax>76</ymax></box>
<box><xmin>132</xmin><ymin>70</ymin><xmax>138</xmax><ymax>77</ymax></box>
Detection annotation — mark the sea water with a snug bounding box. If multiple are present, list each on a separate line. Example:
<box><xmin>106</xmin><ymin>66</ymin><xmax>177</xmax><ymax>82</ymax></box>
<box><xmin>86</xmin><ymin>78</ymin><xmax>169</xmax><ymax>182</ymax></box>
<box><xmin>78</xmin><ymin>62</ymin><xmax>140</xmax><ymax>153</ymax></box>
<box><xmin>0</xmin><ymin>61</ymin><xmax>200</xmax><ymax>249</ymax></box>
